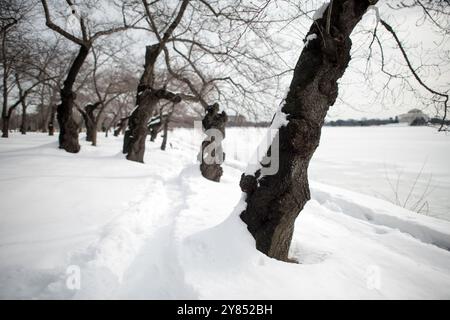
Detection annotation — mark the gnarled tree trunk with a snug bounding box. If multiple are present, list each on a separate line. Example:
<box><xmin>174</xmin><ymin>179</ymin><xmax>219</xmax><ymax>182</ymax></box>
<box><xmin>57</xmin><ymin>89</ymin><xmax>80</xmax><ymax>152</ymax></box>
<box><xmin>57</xmin><ymin>45</ymin><xmax>90</xmax><ymax>153</ymax></box>
<box><xmin>80</xmin><ymin>102</ymin><xmax>100</xmax><ymax>145</ymax></box>
<box><xmin>239</xmin><ymin>0</ymin><xmax>375</xmax><ymax>261</ymax></box>
<box><xmin>124</xmin><ymin>88</ymin><xmax>180</xmax><ymax>162</ymax></box>
<box><xmin>123</xmin><ymin>44</ymin><xmax>182</xmax><ymax>162</ymax></box>
<box><xmin>123</xmin><ymin>0</ymin><xmax>189</xmax><ymax>162</ymax></box>
<box><xmin>20</xmin><ymin>99</ymin><xmax>27</xmax><ymax>135</ymax></box>
<box><xmin>199</xmin><ymin>103</ymin><xmax>227</xmax><ymax>182</ymax></box>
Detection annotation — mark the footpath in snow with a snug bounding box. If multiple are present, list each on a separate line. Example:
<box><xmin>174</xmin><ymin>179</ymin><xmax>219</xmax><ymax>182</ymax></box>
<box><xmin>0</xmin><ymin>131</ymin><xmax>449</xmax><ymax>299</ymax></box>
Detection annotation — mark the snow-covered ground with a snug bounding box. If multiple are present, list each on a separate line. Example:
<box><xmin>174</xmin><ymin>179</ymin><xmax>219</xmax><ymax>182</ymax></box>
<box><xmin>0</xmin><ymin>127</ymin><xmax>449</xmax><ymax>299</ymax></box>
<box><xmin>225</xmin><ymin>125</ymin><xmax>450</xmax><ymax>221</ymax></box>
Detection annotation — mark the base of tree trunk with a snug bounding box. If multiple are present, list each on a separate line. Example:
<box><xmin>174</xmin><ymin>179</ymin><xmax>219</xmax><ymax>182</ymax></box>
<box><xmin>57</xmin><ymin>118</ymin><xmax>80</xmax><ymax>153</ymax></box>
<box><xmin>2</xmin><ymin>118</ymin><xmax>9</xmax><ymax>138</ymax></box>
<box><xmin>124</xmin><ymin>107</ymin><xmax>151</xmax><ymax>163</ymax></box>
<box><xmin>91</xmin><ymin>130</ymin><xmax>97</xmax><ymax>146</ymax></box>
<box><xmin>86</xmin><ymin>126</ymin><xmax>94</xmax><ymax>142</ymax></box>
<box><xmin>124</xmin><ymin>88</ymin><xmax>181</xmax><ymax>163</ymax></box>
<box><xmin>48</xmin><ymin>123</ymin><xmax>54</xmax><ymax>136</ymax></box>
<box><xmin>57</xmin><ymin>95</ymin><xmax>80</xmax><ymax>153</ymax></box>
<box><xmin>160</xmin><ymin>120</ymin><xmax>169</xmax><ymax>150</ymax></box>
<box><xmin>200</xmin><ymin>163</ymin><xmax>223</xmax><ymax>182</ymax></box>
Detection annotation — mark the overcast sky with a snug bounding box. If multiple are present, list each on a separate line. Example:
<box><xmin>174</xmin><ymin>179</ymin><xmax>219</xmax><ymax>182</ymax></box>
<box><xmin>286</xmin><ymin>1</ymin><xmax>450</xmax><ymax>121</ymax></box>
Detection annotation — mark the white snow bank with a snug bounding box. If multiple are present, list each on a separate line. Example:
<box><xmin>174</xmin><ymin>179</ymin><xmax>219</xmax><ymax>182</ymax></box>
<box><xmin>311</xmin><ymin>182</ymin><xmax>450</xmax><ymax>251</ymax></box>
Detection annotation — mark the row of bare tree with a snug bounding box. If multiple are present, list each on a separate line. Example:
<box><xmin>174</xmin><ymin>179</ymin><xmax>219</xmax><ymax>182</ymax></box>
<box><xmin>1</xmin><ymin>0</ymin><xmax>449</xmax><ymax>261</ymax></box>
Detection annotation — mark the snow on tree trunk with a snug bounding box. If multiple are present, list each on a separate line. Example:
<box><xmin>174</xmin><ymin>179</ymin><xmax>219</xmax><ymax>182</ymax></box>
<box><xmin>239</xmin><ymin>0</ymin><xmax>376</xmax><ymax>261</ymax></box>
<box><xmin>199</xmin><ymin>103</ymin><xmax>228</xmax><ymax>182</ymax></box>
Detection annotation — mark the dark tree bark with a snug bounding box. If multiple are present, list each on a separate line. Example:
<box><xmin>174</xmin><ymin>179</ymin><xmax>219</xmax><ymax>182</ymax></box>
<box><xmin>123</xmin><ymin>0</ymin><xmax>189</xmax><ymax>162</ymax></box>
<box><xmin>57</xmin><ymin>45</ymin><xmax>90</xmax><ymax>153</ymax></box>
<box><xmin>1</xmin><ymin>117</ymin><xmax>9</xmax><ymax>137</ymax></box>
<box><xmin>199</xmin><ymin>103</ymin><xmax>227</xmax><ymax>182</ymax></box>
<box><xmin>48</xmin><ymin>104</ymin><xmax>56</xmax><ymax>136</ymax></box>
<box><xmin>20</xmin><ymin>98</ymin><xmax>27</xmax><ymax>135</ymax></box>
<box><xmin>160</xmin><ymin>110</ymin><xmax>173</xmax><ymax>151</ymax></box>
<box><xmin>80</xmin><ymin>102</ymin><xmax>100</xmax><ymax>145</ymax></box>
<box><xmin>124</xmin><ymin>87</ymin><xmax>180</xmax><ymax>162</ymax></box>
<box><xmin>160</xmin><ymin>118</ymin><xmax>169</xmax><ymax>151</ymax></box>
<box><xmin>239</xmin><ymin>0</ymin><xmax>376</xmax><ymax>261</ymax></box>
<box><xmin>123</xmin><ymin>44</ymin><xmax>164</xmax><ymax>162</ymax></box>
<box><xmin>1</xmin><ymin>24</ymin><xmax>11</xmax><ymax>138</ymax></box>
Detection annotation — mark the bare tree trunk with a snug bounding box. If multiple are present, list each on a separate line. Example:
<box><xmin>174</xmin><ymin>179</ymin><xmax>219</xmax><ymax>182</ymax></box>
<box><xmin>125</xmin><ymin>89</ymin><xmax>180</xmax><ymax>162</ymax></box>
<box><xmin>1</xmin><ymin>28</ymin><xmax>9</xmax><ymax>138</ymax></box>
<box><xmin>239</xmin><ymin>0</ymin><xmax>375</xmax><ymax>261</ymax></box>
<box><xmin>85</xmin><ymin>119</ymin><xmax>95</xmax><ymax>142</ymax></box>
<box><xmin>79</xmin><ymin>102</ymin><xmax>100</xmax><ymax>145</ymax></box>
<box><xmin>124</xmin><ymin>45</ymin><xmax>181</xmax><ymax>162</ymax></box>
<box><xmin>124</xmin><ymin>0</ymin><xmax>188</xmax><ymax>162</ymax></box>
<box><xmin>200</xmin><ymin>103</ymin><xmax>227</xmax><ymax>182</ymax></box>
<box><xmin>48</xmin><ymin>104</ymin><xmax>56</xmax><ymax>136</ymax></box>
<box><xmin>104</xmin><ymin>119</ymin><xmax>109</xmax><ymax>138</ymax></box>
<box><xmin>160</xmin><ymin>114</ymin><xmax>172</xmax><ymax>151</ymax></box>
<box><xmin>57</xmin><ymin>45</ymin><xmax>90</xmax><ymax>153</ymax></box>
<box><xmin>91</xmin><ymin>122</ymin><xmax>98</xmax><ymax>146</ymax></box>
<box><xmin>160</xmin><ymin>121</ymin><xmax>168</xmax><ymax>150</ymax></box>
<box><xmin>1</xmin><ymin>116</ymin><xmax>9</xmax><ymax>138</ymax></box>
<box><xmin>20</xmin><ymin>100</ymin><xmax>27</xmax><ymax>135</ymax></box>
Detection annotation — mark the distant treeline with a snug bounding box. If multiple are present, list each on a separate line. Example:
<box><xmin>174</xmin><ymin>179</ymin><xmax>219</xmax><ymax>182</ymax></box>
<box><xmin>325</xmin><ymin>117</ymin><xmax>399</xmax><ymax>127</ymax></box>
<box><xmin>173</xmin><ymin>116</ymin><xmax>450</xmax><ymax>128</ymax></box>
<box><xmin>429</xmin><ymin>118</ymin><xmax>450</xmax><ymax>126</ymax></box>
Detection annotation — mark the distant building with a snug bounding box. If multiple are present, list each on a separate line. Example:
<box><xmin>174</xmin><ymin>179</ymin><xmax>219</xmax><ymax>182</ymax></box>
<box><xmin>397</xmin><ymin>109</ymin><xmax>429</xmax><ymax>125</ymax></box>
